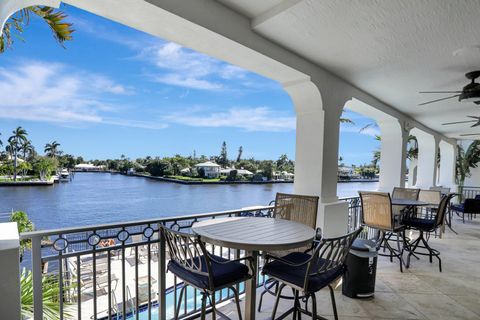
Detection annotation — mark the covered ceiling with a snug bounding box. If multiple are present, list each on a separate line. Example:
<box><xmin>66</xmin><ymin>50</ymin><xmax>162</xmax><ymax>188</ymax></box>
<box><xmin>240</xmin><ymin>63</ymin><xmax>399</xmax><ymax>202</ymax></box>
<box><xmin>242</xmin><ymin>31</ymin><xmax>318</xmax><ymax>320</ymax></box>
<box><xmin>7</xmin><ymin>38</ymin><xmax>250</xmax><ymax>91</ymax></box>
<box><xmin>217</xmin><ymin>0</ymin><xmax>480</xmax><ymax>139</ymax></box>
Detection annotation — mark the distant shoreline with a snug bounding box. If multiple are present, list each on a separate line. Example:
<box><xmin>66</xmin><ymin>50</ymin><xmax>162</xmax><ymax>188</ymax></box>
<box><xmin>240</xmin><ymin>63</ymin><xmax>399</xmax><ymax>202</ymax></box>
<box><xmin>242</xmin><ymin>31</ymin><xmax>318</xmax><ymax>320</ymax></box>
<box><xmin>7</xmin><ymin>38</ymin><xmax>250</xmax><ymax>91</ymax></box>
<box><xmin>123</xmin><ymin>173</ymin><xmax>379</xmax><ymax>185</ymax></box>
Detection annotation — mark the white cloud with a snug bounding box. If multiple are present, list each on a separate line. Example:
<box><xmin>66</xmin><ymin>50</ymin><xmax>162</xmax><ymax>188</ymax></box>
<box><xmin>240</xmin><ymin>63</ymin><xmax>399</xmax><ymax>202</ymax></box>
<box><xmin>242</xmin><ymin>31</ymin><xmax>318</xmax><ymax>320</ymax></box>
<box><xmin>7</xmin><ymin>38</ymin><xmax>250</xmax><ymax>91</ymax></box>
<box><xmin>142</xmin><ymin>42</ymin><xmax>251</xmax><ymax>91</ymax></box>
<box><xmin>163</xmin><ymin>106</ymin><xmax>295</xmax><ymax>132</ymax></box>
<box><xmin>0</xmin><ymin>61</ymin><xmax>162</xmax><ymax>129</ymax></box>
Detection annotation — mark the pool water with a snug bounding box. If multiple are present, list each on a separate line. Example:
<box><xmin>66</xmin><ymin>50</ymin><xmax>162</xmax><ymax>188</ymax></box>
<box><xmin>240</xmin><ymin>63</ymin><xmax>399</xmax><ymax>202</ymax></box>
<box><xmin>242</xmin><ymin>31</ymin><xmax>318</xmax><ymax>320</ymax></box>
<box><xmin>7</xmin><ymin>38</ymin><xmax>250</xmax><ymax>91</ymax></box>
<box><xmin>108</xmin><ymin>283</ymin><xmax>245</xmax><ymax>320</ymax></box>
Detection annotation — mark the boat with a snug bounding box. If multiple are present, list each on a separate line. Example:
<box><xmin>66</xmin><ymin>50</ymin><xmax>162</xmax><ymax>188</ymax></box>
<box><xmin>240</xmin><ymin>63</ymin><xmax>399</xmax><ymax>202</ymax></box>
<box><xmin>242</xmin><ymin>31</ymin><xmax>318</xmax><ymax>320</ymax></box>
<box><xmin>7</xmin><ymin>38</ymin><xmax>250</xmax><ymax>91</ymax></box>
<box><xmin>59</xmin><ymin>169</ymin><xmax>70</xmax><ymax>182</ymax></box>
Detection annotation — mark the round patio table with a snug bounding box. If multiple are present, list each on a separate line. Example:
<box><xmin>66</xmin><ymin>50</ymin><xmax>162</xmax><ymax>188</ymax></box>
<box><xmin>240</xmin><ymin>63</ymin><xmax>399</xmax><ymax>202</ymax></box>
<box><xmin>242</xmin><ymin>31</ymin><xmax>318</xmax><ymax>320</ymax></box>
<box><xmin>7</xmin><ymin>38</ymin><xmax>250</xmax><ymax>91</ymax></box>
<box><xmin>192</xmin><ymin>216</ymin><xmax>315</xmax><ymax>320</ymax></box>
<box><xmin>391</xmin><ymin>199</ymin><xmax>429</xmax><ymax>207</ymax></box>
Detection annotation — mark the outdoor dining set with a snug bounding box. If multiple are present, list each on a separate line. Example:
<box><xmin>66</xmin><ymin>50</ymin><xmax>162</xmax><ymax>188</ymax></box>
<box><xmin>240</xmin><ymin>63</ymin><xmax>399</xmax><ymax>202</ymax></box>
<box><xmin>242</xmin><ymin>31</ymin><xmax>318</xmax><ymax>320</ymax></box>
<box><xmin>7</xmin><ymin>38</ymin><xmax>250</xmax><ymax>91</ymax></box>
<box><xmin>159</xmin><ymin>187</ymin><xmax>474</xmax><ymax>320</ymax></box>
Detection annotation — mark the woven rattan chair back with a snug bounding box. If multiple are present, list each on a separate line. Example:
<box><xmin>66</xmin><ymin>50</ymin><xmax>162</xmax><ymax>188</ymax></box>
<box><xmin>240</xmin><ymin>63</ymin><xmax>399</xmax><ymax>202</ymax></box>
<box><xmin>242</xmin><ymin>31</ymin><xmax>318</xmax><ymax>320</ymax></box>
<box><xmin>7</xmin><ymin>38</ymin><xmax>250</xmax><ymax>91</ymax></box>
<box><xmin>435</xmin><ymin>195</ymin><xmax>451</xmax><ymax>228</ymax></box>
<box><xmin>160</xmin><ymin>225</ymin><xmax>210</xmax><ymax>277</ymax></box>
<box><xmin>304</xmin><ymin>227</ymin><xmax>362</xmax><ymax>290</ymax></box>
<box><xmin>419</xmin><ymin>190</ymin><xmax>441</xmax><ymax>206</ymax></box>
<box><xmin>392</xmin><ymin>187</ymin><xmax>420</xmax><ymax>200</ymax></box>
<box><xmin>273</xmin><ymin>193</ymin><xmax>319</xmax><ymax>228</ymax></box>
<box><xmin>359</xmin><ymin>191</ymin><xmax>394</xmax><ymax>231</ymax></box>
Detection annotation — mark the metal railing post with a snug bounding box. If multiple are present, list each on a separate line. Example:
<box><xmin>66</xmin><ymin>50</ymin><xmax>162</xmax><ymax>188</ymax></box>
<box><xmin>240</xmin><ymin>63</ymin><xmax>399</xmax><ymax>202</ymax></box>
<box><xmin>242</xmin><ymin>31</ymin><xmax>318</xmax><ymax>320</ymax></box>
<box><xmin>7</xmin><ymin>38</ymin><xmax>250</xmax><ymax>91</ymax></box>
<box><xmin>32</xmin><ymin>234</ymin><xmax>43</xmax><ymax>320</ymax></box>
<box><xmin>158</xmin><ymin>225</ymin><xmax>166</xmax><ymax>320</ymax></box>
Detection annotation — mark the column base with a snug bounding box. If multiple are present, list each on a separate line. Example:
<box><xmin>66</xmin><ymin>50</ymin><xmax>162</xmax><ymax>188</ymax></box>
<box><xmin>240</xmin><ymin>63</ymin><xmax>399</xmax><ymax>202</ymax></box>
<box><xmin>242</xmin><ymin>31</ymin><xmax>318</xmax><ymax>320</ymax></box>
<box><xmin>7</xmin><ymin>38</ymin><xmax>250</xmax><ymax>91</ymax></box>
<box><xmin>317</xmin><ymin>201</ymin><xmax>349</xmax><ymax>238</ymax></box>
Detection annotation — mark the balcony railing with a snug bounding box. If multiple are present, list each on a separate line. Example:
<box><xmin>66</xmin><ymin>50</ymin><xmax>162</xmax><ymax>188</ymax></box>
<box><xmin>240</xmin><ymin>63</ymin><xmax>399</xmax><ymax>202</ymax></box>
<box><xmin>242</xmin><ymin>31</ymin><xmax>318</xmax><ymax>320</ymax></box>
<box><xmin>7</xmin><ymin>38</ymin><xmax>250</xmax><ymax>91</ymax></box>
<box><xmin>458</xmin><ymin>186</ymin><xmax>480</xmax><ymax>201</ymax></box>
<box><xmin>20</xmin><ymin>199</ymin><xmax>361</xmax><ymax>320</ymax></box>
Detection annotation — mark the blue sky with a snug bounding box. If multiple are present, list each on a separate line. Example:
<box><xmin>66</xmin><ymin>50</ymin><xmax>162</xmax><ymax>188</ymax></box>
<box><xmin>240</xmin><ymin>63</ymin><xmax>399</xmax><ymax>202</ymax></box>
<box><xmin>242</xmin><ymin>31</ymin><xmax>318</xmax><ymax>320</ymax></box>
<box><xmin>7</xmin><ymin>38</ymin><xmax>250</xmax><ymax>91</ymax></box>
<box><xmin>0</xmin><ymin>4</ymin><xmax>379</xmax><ymax>165</ymax></box>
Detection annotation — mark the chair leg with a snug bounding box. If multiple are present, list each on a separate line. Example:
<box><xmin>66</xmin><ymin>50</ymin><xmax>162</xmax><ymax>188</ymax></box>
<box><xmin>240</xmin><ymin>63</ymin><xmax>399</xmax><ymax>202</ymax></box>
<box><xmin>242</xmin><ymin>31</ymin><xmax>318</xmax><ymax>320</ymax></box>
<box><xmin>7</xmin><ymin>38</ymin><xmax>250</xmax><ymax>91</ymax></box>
<box><xmin>328</xmin><ymin>285</ymin><xmax>338</xmax><ymax>320</ymax></box>
<box><xmin>271</xmin><ymin>283</ymin><xmax>286</xmax><ymax>320</ymax></box>
<box><xmin>293</xmin><ymin>290</ymin><xmax>300</xmax><ymax>320</ymax></box>
<box><xmin>200</xmin><ymin>292</ymin><xmax>207</xmax><ymax>320</ymax></box>
<box><xmin>174</xmin><ymin>285</ymin><xmax>186</xmax><ymax>319</ymax></box>
<box><xmin>230</xmin><ymin>286</ymin><xmax>243</xmax><ymax>320</ymax></box>
<box><xmin>310</xmin><ymin>293</ymin><xmax>317</xmax><ymax>320</ymax></box>
<box><xmin>258</xmin><ymin>279</ymin><xmax>278</xmax><ymax>312</ymax></box>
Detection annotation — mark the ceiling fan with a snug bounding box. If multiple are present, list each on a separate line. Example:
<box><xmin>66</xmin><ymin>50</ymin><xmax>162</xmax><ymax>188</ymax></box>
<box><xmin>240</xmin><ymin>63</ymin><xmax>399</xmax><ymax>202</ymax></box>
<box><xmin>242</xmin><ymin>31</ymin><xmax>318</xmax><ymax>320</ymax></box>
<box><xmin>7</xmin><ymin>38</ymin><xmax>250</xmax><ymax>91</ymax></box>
<box><xmin>460</xmin><ymin>133</ymin><xmax>480</xmax><ymax>137</ymax></box>
<box><xmin>443</xmin><ymin>116</ymin><xmax>480</xmax><ymax>127</ymax></box>
<box><xmin>419</xmin><ymin>70</ymin><xmax>480</xmax><ymax>106</ymax></box>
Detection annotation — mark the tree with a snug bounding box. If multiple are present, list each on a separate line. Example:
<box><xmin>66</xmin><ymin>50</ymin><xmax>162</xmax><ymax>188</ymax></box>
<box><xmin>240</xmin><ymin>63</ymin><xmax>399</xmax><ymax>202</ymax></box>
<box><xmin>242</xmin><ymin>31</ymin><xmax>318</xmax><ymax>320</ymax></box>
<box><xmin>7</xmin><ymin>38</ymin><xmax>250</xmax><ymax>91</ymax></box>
<box><xmin>1</xmin><ymin>6</ymin><xmax>74</xmax><ymax>53</ymax></box>
<box><xmin>21</xmin><ymin>268</ymin><xmax>74</xmax><ymax>319</ymax></box>
<box><xmin>260</xmin><ymin>161</ymin><xmax>274</xmax><ymax>180</ymax></box>
<box><xmin>456</xmin><ymin>141</ymin><xmax>480</xmax><ymax>188</ymax></box>
<box><xmin>276</xmin><ymin>154</ymin><xmax>294</xmax><ymax>172</ymax></box>
<box><xmin>236</xmin><ymin>146</ymin><xmax>243</xmax><ymax>162</ymax></box>
<box><xmin>145</xmin><ymin>159</ymin><xmax>173</xmax><ymax>176</ymax></box>
<box><xmin>8</xmin><ymin>126</ymin><xmax>28</xmax><ymax>181</ymax></box>
<box><xmin>227</xmin><ymin>169</ymin><xmax>238</xmax><ymax>181</ymax></box>
<box><xmin>34</xmin><ymin>157</ymin><xmax>57</xmax><ymax>180</ymax></box>
<box><xmin>219</xmin><ymin>141</ymin><xmax>228</xmax><ymax>168</ymax></box>
<box><xmin>10</xmin><ymin>211</ymin><xmax>34</xmax><ymax>258</ymax></box>
<box><xmin>21</xmin><ymin>140</ymin><xmax>34</xmax><ymax>160</ymax></box>
<box><xmin>44</xmin><ymin>141</ymin><xmax>61</xmax><ymax>158</ymax></box>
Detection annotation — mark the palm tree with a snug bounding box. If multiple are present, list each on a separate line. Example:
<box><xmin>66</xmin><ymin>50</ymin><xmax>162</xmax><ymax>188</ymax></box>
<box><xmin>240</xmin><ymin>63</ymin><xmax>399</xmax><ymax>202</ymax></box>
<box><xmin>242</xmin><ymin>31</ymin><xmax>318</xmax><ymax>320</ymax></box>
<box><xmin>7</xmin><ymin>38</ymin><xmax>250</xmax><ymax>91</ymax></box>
<box><xmin>21</xmin><ymin>140</ymin><xmax>34</xmax><ymax>160</ymax></box>
<box><xmin>44</xmin><ymin>141</ymin><xmax>61</xmax><ymax>158</ymax></box>
<box><xmin>456</xmin><ymin>141</ymin><xmax>480</xmax><ymax>189</ymax></box>
<box><xmin>8</xmin><ymin>126</ymin><xmax>28</xmax><ymax>181</ymax></box>
<box><xmin>1</xmin><ymin>6</ymin><xmax>74</xmax><ymax>53</ymax></box>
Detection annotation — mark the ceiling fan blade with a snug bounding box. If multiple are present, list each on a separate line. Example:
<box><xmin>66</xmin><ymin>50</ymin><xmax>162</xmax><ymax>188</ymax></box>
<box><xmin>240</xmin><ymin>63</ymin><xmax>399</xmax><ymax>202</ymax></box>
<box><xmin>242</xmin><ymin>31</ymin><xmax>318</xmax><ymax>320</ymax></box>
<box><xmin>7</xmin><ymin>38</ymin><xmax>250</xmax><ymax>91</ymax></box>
<box><xmin>460</xmin><ymin>133</ymin><xmax>480</xmax><ymax>136</ymax></box>
<box><xmin>442</xmin><ymin>120</ymin><xmax>477</xmax><ymax>125</ymax></box>
<box><xmin>418</xmin><ymin>94</ymin><xmax>461</xmax><ymax>106</ymax></box>
<box><xmin>419</xmin><ymin>91</ymin><xmax>463</xmax><ymax>94</ymax></box>
<box><xmin>471</xmin><ymin>122</ymin><xmax>480</xmax><ymax>128</ymax></box>
<box><xmin>467</xmin><ymin>116</ymin><xmax>480</xmax><ymax>119</ymax></box>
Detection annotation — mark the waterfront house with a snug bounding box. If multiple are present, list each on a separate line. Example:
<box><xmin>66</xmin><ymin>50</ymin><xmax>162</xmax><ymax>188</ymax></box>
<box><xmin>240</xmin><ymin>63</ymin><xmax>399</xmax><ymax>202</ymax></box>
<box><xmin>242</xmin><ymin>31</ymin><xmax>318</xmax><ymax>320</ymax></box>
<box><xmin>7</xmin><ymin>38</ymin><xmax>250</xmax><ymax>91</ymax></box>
<box><xmin>220</xmin><ymin>168</ymin><xmax>254</xmax><ymax>177</ymax></box>
<box><xmin>74</xmin><ymin>163</ymin><xmax>106</xmax><ymax>172</ymax></box>
<box><xmin>2</xmin><ymin>1</ymin><xmax>480</xmax><ymax>320</ymax></box>
<box><xmin>273</xmin><ymin>171</ymin><xmax>294</xmax><ymax>181</ymax></box>
<box><xmin>194</xmin><ymin>161</ymin><xmax>221</xmax><ymax>178</ymax></box>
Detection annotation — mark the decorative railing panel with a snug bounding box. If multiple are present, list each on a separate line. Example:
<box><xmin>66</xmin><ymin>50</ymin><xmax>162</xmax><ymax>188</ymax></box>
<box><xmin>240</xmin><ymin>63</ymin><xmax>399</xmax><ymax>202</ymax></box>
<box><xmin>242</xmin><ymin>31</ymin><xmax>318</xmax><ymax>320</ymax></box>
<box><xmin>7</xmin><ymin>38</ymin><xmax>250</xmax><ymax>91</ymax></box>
<box><xmin>21</xmin><ymin>207</ymin><xmax>273</xmax><ymax>320</ymax></box>
<box><xmin>459</xmin><ymin>186</ymin><xmax>480</xmax><ymax>201</ymax></box>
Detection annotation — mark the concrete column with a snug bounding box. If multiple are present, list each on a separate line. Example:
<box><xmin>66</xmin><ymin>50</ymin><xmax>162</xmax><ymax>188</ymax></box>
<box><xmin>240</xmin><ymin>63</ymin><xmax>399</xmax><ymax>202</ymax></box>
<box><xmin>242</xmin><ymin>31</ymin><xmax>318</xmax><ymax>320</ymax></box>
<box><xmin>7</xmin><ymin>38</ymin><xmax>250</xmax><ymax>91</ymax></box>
<box><xmin>407</xmin><ymin>158</ymin><xmax>418</xmax><ymax>187</ymax></box>
<box><xmin>413</xmin><ymin>128</ymin><xmax>439</xmax><ymax>188</ymax></box>
<box><xmin>439</xmin><ymin>140</ymin><xmax>457</xmax><ymax>189</ymax></box>
<box><xmin>377</xmin><ymin>119</ymin><xmax>408</xmax><ymax>192</ymax></box>
<box><xmin>0</xmin><ymin>222</ymin><xmax>21</xmax><ymax>320</ymax></box>
<box><xmin>286</xmin><ymin>80</ymin><xmax>348</xmax><ymax>237</ymax></box>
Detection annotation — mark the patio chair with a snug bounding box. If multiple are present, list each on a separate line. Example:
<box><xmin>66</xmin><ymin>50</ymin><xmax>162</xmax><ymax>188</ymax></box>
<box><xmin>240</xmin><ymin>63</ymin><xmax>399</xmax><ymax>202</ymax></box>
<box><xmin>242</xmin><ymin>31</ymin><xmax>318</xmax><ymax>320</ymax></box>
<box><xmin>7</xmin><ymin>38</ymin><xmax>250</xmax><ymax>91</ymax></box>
<box><xmin>392</xmin><ymin>187</ymin><xmax>420</xmax><ymax>218</ymax></box>
<box><xmin>262</xmin><ymin>227</ymin><xmax>362</xmax><ymax>320</ymax></box>
<box><xmin>451</xmin><ymin>195</ymin><xmax>480</xmax><ymax>223</ymax></box>
<box><xmin>402</xmin><ymin>194</ymin><xmax>454</xmax><ymax>272</ymax></box>
<box><xmin>392</xmin><ymin>187</ymin><xmax>420</xmax><ymax>200</ymax></box>
<box><xmin>418</xmin><ymin>190</ymin><xmax>441</xmax><ymax>218</ymax></box>
<box><xmin>160</xmin><ymin>224</ymin><xmax>253</xmax><ymax>320</ymax></box>
<box><xmin>359</xmin><ymin>191</ymin><xmax>407</xmax><ymax>272</ymax></box>
<box><xmin>258</xmin><ymin>193</ymin><xmax>320</xmax><ymax>312</ymax></box>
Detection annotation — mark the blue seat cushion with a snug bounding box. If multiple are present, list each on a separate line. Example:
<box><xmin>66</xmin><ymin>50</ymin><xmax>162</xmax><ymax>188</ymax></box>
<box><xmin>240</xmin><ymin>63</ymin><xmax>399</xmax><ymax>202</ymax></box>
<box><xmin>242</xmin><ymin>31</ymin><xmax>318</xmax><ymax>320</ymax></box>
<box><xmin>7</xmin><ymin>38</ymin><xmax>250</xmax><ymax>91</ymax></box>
<box><xmin>451</xmin><ymin>204</ymin><xmax>464</xmax><ymax>212</ymax></box>
<box><xmin>262</xmin><ymin>252</ymin><xmax>344</xmax><ymax>292</ymax></box>
<box><xmin>402</xmin><ymin>217</ymin><xmax>435</xmax><ymax>230</ymax></box>
<box><xmin>168</xmin><ymin>254</ymin><xmax>249</xmax><ymax>290</ymax></box>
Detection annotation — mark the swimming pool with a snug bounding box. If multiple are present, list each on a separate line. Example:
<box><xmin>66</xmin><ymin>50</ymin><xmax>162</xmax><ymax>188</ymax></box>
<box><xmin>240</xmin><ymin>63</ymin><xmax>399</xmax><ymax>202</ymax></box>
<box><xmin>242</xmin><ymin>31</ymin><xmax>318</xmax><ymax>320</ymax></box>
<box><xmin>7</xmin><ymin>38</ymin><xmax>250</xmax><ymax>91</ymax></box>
<box><xmin>105</xmin><ymin>284</ymin><xmax>245</xmax><ymax>320</ymax></box>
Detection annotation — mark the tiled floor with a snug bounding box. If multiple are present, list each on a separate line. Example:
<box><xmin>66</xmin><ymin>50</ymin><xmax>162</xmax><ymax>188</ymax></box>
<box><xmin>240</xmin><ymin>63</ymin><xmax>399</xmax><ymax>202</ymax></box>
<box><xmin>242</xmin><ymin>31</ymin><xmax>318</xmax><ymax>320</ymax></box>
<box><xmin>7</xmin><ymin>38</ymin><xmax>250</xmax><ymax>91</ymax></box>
<box><xmin>218</xmin><ymin>217</ymin><xmax>480</xmax><ymax>320</ymax></box>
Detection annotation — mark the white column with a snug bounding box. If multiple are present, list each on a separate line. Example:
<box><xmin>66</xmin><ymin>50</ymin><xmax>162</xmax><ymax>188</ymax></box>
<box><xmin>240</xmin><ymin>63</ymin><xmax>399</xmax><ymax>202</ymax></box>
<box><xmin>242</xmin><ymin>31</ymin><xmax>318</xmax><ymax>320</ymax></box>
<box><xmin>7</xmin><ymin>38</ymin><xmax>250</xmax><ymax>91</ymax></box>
<box><xmin>377</xmin><ymin>119</ymin><xmax>408</xmax><ymax>192</ymax></box>
<box><xmin>439</xmin><ymin>140</ymin><xmax>457</xmax><ymax>189</ymax></box>
<box><xmin>287</xmin><ymin>80</ymin><xmax>348</xmax><ymax>237</ymax></box>
<box><xmin>413</xmin><ymin>129</ymin><xmax>439</xmax><ymax>188</ymax></box>
<box><xmin>407</xmin><ymin>158</ymin><xmax>418</xmax><ymax>187</ymax></box>
<box><xmin>0</xmin><ymin>222</ymin><xmax>21</xmax><ymax>320</ymax></box>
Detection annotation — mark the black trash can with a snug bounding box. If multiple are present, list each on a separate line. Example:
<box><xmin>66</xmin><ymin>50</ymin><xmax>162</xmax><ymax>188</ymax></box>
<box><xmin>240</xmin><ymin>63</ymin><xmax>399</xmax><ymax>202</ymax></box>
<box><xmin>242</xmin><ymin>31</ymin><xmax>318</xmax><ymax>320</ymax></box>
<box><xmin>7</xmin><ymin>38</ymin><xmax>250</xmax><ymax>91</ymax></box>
<box><xmin>342</xmin><ymin>238</ymin><xmax>377</xmax><ymax>298</ymax></box>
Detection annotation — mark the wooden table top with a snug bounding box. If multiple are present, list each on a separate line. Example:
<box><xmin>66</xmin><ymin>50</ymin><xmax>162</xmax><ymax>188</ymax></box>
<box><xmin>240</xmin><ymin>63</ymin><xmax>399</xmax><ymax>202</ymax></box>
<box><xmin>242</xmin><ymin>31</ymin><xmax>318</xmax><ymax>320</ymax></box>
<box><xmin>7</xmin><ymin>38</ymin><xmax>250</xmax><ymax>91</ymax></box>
<box><xmin>192</xmin><ymin>217</ymin><xmax>315</xmax><ymax>252</ymax></box>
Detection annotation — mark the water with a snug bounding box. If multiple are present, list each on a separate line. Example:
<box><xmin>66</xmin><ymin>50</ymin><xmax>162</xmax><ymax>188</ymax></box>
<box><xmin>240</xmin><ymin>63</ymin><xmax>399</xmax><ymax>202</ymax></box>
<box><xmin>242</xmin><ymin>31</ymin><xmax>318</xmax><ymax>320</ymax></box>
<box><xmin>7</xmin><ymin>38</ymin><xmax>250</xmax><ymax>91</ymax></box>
<box><xmin>0</xmin><ymin>173</ymin><xmax>378</xmax><ymax>230</ymax></box>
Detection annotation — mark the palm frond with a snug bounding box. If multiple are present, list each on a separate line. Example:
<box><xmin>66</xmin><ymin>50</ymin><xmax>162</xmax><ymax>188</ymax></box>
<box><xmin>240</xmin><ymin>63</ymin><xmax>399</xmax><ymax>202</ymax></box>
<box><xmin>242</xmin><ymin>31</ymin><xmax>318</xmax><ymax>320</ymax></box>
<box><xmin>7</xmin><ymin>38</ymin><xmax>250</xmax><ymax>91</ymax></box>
<box><xmin>1</xmin><ymin>6</ymin><xmax>73</xmax><ymax>53</ymax></box>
